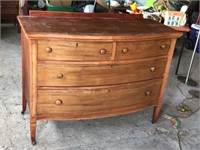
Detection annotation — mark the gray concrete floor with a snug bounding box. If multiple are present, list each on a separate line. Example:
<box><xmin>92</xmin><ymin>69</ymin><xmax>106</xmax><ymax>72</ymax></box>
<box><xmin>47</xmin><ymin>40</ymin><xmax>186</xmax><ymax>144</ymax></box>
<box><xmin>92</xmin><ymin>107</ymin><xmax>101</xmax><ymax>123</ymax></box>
<box><xmin>0</xmin><ymin>25</ymin><xmax>199</xmax><ymax>150</ymax></box>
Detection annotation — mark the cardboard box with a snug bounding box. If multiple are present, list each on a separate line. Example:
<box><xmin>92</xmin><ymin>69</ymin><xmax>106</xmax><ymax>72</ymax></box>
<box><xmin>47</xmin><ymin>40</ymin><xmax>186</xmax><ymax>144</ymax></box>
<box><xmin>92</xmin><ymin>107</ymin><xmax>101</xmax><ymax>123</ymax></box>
<box><xmin>164</xmin><ymin>11</ymin><xmax>183</xmax><ymax>27</ymax></box>
<box><xmin>49</xmin><ymin>0</ymin><xmax>72</xmax><ymax>6</ymax></box>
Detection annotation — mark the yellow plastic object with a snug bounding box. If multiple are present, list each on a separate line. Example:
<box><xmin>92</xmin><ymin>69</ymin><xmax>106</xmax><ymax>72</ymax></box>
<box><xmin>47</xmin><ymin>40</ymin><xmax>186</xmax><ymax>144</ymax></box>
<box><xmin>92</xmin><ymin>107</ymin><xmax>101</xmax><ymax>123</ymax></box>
<box><xmin>130</xmin><ymin>2</ymin><xmax>137</xmax><ymax>11</ymax></box>
<box><xmin>129</xmin><ymin>2</ymin><xmax>142</xmax><ymax>14</ymax></box>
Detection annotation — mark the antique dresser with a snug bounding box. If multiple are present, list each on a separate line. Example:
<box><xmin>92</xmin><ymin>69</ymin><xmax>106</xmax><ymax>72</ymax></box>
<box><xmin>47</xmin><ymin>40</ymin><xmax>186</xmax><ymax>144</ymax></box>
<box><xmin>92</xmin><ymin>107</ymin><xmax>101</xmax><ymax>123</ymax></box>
<box><xmin>18</xmin><ymin>11</ymin><xmax>181</xmax><ymax>145</ymax></box>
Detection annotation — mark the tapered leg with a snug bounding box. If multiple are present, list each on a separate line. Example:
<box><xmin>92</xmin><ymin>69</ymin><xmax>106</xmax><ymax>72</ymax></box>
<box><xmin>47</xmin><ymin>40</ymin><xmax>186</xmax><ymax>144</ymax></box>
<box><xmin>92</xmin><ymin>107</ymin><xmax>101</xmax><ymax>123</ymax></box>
<box><xmin>21</xmin><ymin>30</ymin><xmax>26</xmax><ymax>115</ymax></box>
<box><xmin>21</xmin><ymin>95</ymin><xmax>27</xmax><ymax>115</ymax></box>
<box><xmin>152</xmin><ymin>106</ymin><xmax>161</xmax><ymax>123</ymax></box>
<box><xmin>30</xmin><ymin>122</ymin><xmax>37</xmax><ymax>145</ymax></box>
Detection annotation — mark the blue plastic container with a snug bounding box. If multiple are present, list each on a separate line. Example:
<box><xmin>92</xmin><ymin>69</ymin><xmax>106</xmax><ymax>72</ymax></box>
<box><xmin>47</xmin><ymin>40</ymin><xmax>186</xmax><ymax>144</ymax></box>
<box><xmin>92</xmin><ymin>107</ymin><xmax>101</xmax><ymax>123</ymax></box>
<box><xmin>189</xmin><ymin>24</ymin><xmax>200</xmax><ymax>53</ymax></box>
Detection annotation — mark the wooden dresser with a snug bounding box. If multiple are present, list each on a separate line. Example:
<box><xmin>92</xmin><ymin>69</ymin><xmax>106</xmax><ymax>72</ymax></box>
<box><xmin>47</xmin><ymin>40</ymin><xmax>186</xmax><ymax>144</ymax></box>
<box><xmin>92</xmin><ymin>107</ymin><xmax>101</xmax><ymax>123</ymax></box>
<box><xmin>18</xmin><ymin>11</ymin><xmax>181</xmax><ymax>145</ymax></box>
<box><xmin>1</xmin><ymin>0</ymin><xmax>20</xmax><ymax>32</ymax></box>
<box><xmin>1</xmin><ymin>1</ymin><xmax>19</xmax><ymax>23</ymax></box>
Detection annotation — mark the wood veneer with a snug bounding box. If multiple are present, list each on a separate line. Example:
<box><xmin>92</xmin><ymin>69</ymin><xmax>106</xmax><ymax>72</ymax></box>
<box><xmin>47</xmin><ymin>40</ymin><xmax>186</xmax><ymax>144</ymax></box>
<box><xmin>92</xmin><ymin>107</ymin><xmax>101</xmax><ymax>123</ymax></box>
<box><xmin>18</xmin><ymin>11</ymin><xmax>182</xmax><ymax>145</ymax></box>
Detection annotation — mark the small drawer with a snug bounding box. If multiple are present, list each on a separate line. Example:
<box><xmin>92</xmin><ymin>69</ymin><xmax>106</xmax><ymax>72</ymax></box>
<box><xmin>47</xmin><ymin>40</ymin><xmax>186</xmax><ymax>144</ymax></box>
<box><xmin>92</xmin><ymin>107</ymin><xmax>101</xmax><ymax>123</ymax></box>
<box><xmin>37</xmin><ymin>40</ymin><xmax>112</xmax><ymax>61</ymax></box>
<box><xmin>116</xmin><ymin>39</ymin><xmax>171</xmax><ymax>60</ymax></box>
<box><xmin>37</xmin><ymin>79</ymin><xmax>162</xmax><ymax>117</ymax></box>
<box><xmin>37</xmin><ymin>58</ymin><xmax>167</xmax><ymax>87</ymax></box>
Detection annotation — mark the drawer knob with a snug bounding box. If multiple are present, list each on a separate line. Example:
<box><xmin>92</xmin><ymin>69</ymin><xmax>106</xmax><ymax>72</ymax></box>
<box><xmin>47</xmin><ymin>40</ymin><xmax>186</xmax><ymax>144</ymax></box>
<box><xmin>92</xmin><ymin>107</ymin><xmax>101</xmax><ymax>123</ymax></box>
<box><xmin>145</xmin><ymin>91</ymin><xmax>151</xmax><ymax>96</ymax></box>
<box><xmin>150</xmin><ymin>67</ymin><xmax>156</xmax><ymax>72</ymax></box>
<box><xmin>122</xmin><ymin>48</ymin><xmax>129</xmax><ymax>54</ymax></box>
<box><xmin>55</xmin><ymin>99</ymin><xmax>62</xmax><ymax>105</ymax></box>
<box><xmin>160</xmin><ymin>44</ymin><xmax>167</xmax><ymax>49</ymax></box>
<box><xmin>99</xmin><ymin>49</ymin><xmax>107</xmax><ymax>55</ymax></box>
<box><xmin>57</xmin><ymin>73</ymin><xmax>64</xmax><ymax>79</ymax></box>
<box><xmin>46</xmin><ymin>47</ymin><xmax>52</xmax><ymax>53</ymax></box>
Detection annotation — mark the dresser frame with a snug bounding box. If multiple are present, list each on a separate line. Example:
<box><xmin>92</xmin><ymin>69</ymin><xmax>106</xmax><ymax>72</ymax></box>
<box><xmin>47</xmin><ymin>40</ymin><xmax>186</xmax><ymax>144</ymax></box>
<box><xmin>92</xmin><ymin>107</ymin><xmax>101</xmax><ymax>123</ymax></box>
<box><xmin>18</xmin><ymin>11</ymin><xmax>181</xmax><ymax>145</ymax></box>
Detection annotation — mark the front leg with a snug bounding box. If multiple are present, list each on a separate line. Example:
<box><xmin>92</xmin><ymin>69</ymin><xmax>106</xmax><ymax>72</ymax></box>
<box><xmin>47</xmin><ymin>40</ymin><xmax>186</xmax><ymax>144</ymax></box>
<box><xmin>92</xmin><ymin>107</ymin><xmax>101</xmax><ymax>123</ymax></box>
<box><xmin>30</xmin><ymin>122</ymin><xmax>37</xmax><ymax>145</ymax></box>
<box><xmin>21</xmin><ymin>95</ymin><xmax>27</xmax><ymax>115</ymax></box>
<box><xmin>152</xmin><ymin>106</ymin><xmax>161</xmax><ymax>123</ymax></box>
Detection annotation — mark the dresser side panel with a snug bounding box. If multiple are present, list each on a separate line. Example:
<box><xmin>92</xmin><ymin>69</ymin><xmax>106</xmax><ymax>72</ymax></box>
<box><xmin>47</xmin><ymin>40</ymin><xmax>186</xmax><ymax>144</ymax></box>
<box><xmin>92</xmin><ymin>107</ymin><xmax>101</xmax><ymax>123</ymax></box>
<box><xmin>158</xmin><ymin>39</ymin><xmax>177</xmax><ymax>105</ymax></box>
<box><xmin>29</xmin><ymin>40</ymin><xmax>38</xmax><ymax>123</ymax></box>
<box><xmin>152</xmin><ymin>38</ymin><xmax>177</xmax><ymax>122</ymax></box>
<box><xmin>23</xmin><ymin>31</ymin><xmax>31</xmax><ymax>108</ymax></box>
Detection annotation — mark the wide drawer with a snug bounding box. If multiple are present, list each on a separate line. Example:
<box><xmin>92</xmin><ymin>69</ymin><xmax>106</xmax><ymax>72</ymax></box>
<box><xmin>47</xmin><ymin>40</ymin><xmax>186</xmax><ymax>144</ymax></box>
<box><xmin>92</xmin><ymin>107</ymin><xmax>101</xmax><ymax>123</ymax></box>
<box><xmin>37</xmin><ymin>79</ymin><xmax>162</xmax><ymax>118</ymax></box>
<box><xmin>37</xmin><ymin>58</ymin><xmax>167</xmax><ymax>87</ymax></box>
<box><xmin>115</xmin><ymin>39</ymin><xmax>171</xmax><ymax>60</ymax></box>
<box><xmin>38</xmin><ymin>40</ymin><xmax>112</xmax><ymax>61</ymax></box>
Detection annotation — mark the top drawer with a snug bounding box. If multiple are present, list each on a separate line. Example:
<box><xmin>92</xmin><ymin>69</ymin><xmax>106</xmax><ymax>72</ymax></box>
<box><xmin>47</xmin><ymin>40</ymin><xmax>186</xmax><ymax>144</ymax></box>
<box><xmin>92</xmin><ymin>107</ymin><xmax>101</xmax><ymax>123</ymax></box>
<box><xmin>115</xmin><ymin>39</ymin><xmax>171</xmax><ymax>60</ymax></box>
<box><xmin>38</xmin><ymin>40</ymin><xmax>112</xmax><ymax>61</ymax></box>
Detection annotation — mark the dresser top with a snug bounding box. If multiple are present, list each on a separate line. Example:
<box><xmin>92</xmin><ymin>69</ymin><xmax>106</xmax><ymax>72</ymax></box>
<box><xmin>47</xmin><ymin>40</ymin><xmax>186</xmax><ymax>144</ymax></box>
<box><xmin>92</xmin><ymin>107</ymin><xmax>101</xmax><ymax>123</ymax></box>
<box><xmin>18</xmin><ymin>16</ymin><xmax>182</xmax><ymax>40</ymax></box>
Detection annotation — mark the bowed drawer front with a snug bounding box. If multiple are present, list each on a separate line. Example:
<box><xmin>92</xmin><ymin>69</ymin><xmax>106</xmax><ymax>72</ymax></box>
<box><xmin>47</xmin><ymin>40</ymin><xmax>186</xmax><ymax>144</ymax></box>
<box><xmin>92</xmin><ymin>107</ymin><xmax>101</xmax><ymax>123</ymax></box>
<box><xmin>18</xmin><ymin>15</ymin><xmax>181</xmax><ymax>144</ymax></box>
<box><xmin>116</xmin><ymin>40</ymin><xmax>171</xmax><ymax>60</ymax></box>
<box><xmin>38</xmin><ymin>40</ymin><xmax>113</xmax><ymax>61</ymax></box>
<box><xmin>37</xmin><ymin>79</ymin><xmax>162</xmax><ymax>118</ymax></box>
<box><xmin>37</xmin><ymin>58</ymin><xmax>167</xmax><ymax>86</ymax></box>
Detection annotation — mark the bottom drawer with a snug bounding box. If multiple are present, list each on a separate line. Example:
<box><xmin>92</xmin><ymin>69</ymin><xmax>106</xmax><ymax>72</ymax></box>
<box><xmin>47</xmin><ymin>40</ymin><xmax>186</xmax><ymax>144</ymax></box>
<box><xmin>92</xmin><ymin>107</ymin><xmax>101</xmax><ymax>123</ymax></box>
<box><xmin>37</xmin><ymin>79</ymin><xmax>162</xmax><ymax>119</ymax></box>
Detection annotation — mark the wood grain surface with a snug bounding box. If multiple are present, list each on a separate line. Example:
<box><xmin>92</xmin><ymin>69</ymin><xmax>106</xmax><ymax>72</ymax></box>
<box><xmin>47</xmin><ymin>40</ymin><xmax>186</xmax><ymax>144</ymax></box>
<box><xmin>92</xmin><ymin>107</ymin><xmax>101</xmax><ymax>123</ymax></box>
<box><xmin>37</xmin><ymin>58</ymin><xmax>167</xmax><ymax>87</ymax></box>
<box><xmin>37</xmin><ymin>79</ymin><xmax>162</xmax><ymax>119</ymax></box>
<box><xmin>18</xmin><ymin>12</ymin><xmax>181</xmax><ymax>144</ymax></box>
<box><xmin>17</xmin><ymin>16</ymin><xmax>182</xmax><ymax>40</ymax></box>
<box><xmin>29</xmin><ymin>10</ymin><xmax>143</xmax><ymax>19</ymax></box>
<box><xmin>116</xmin><ymin>39</ymin><xmax>171</xmax><ymax>60</ymax></box>
<box><xmin>38</xmin><ymin>40</ymin><xmax>112</xmax><ymax>61</ymax></box>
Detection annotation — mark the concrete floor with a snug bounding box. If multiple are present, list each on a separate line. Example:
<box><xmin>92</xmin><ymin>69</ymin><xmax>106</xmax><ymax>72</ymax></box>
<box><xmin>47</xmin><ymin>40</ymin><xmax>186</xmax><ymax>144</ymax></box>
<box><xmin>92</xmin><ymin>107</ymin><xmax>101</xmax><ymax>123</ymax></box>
<box><xmin>0</xmin><ymin>25</ymin><xmax>199</xmax><ymax>150</ymax></box>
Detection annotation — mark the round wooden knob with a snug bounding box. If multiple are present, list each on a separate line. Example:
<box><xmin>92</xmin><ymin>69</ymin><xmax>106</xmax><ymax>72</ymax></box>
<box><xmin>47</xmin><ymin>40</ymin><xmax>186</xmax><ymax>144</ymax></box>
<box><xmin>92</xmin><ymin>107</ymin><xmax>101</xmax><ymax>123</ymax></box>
<box><xmin>57</xmin><ymin>73</ymin><xmax>64</xmax><ymax>79</ymax></box>
<box><xmin>145</xmin><ymin>91</ymin><xmax>151</xmax><ymax>96</ymax></box>
<box><xmin>55</xmin><ymin>99</ymin><xmax>62</xmax><ymax>105</ymax></box>
<box><xmin>122</xmin><ymin>48</ymin><xmax>129</xmax><ymax>54</ymax></box>
<box><xmin>150</xmin><ymin>67</ymin><xmax>156</xmax><ymax>72</ymax></box>
<box><xmin>45</xmin><ymin>47</ymin><xmax>52</xmax><ymax>53</ymax></box>
<box><xmin>99</xmin><ymin>49</ymin><xmax>107</xmax><ymax>55</ymax></box>
<box><xmin>160</xmin><ymin>44</ymin><xmax>167</xmax><ymax>49</ymax></box>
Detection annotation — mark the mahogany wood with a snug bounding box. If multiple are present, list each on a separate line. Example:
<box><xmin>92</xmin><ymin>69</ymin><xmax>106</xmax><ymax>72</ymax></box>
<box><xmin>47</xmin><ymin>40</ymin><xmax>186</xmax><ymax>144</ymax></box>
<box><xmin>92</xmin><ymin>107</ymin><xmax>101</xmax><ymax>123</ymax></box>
<box><xmin>21</xmin><ymin>30</ymin><xmax>27</xmax><ymax>114</ymax></box>
<box><xmin>170</xmin><ymin>26</ymin><xmax>190</xmax><ymax>32</ymax></box>
<box><xmin>152</xmin><ymin>39</ymin><xmax>177</xmax><ymax>123</ymax></box>
<box><xmin>30</xmin><ymin>122</ymin><xmax>36</xmax><ymax>145</ymax></box>
<box><xmin>1</xmin><ymin>1</ymin><xmax>18</xmax><ymax>24</ymax></box>
<box><xmin>18</xmin><ymin>12</ymin><xmax>182</xmax><ymax>144</ymax></box>
<box><xmin>17</xmin><ymin>16</ymin><xmax>181</xmax><ymax>40</ymax></box>
<box><xmin>37</xmin><ymin>104</ymin><xmax>155</xmax><ymax>120</ymax></box>
<box><xmin>1</xmin><ymin>1</ymin><xmax>20</xmax><ymax>32</ymax></box>
<box><xmin>37</xmin><ymin>79</ymin><xmax>162</xmax><ymax>116</ymax></box>
<box><xmin>37</xmin><ymin>58</ymin><xmax>167</xmax><ymax>87</ymax></box>
<box><xmin>38</xmin><ymin>40</ymin><xmax>113</xmax><ymax>61</ymax></box>
<box><xmin>116</xmin><ymin>39</ymin><xmax>171</xmax><ymax>60</ymax></box>
<box><xmin>29</xmin><ymin>10</ymin><xmax>143</xmax><ymax>19</ymax></box>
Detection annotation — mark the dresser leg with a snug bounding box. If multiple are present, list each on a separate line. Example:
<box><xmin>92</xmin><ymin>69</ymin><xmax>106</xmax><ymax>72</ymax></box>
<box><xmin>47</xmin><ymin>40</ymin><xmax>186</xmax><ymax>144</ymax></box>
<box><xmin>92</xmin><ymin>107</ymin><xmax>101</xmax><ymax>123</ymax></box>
<box><xmin>21</xmin><ymin>96</ymin><xmax>27</xmax><ymax>115</ymax></box>
<box><xmin>30</xmin><ymin>122</ymin><xmax>37</xmax><ymax>145</ymax></box>
<box><xmin>152</xmin><ymin>106</ymin><xmax>161</xmax><ymax>123</ymax></box>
